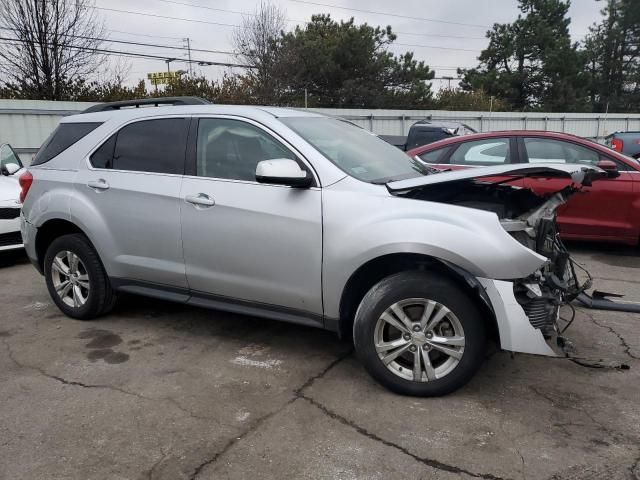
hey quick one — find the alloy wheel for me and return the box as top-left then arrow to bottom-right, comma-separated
374,298 -> 466,382
51,250 -> 90,308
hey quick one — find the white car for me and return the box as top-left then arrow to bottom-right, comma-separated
0,143 -> 24,251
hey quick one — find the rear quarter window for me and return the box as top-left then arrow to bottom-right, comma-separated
32,122 -> 102,166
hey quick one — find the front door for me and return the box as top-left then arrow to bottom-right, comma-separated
520,137 -> 636,242
180,117 -> 323,318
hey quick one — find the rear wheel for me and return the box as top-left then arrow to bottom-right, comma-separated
353,271 -> 486,396
44,234 -> 116,320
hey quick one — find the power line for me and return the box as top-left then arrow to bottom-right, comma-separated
109,29 -> 185,42
394,42 -> 480,53
287,0 -> 490,29
92,9 -> 483,54
153,0 -> 260,18
100,37 -> 235,57
0,27 -> 237,56
396,31 -> 486,41
0,37 -> 251,68
151,0 -> 309,24
93,6 -> 240,28
152,0 -> 488,42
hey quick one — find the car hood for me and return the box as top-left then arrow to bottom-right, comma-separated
387,163 -> 607,192
0,170 -> 23,202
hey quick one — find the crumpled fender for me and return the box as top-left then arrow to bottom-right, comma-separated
322,184 -> 548,319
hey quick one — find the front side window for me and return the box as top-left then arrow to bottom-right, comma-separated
524,138 -> 599,165
449,138 -> 511,166
90,118 -> 188,174
196,118 -> 297,181
280,117 -> 428,183
418,147 -> 449,164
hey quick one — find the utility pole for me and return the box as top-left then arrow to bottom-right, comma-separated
489,96 -> 494,132
184,37 -> 193,76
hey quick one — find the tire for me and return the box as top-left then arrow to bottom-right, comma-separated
44,233 -> 116,320
353,270 -> 486,397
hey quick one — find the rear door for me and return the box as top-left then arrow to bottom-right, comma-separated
74,117 -> 190,287
519,137 -> 636,242
180,116 -> 323,318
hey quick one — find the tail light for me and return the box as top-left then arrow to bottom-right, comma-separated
611,138 -> 624,152
19,170 -> 33,203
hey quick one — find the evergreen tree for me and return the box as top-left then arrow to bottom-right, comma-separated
460,0 -> 587,111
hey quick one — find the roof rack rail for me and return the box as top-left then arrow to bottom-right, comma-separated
82,96 -> 211,113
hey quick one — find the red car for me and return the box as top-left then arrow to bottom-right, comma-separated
407,131 -> 640,245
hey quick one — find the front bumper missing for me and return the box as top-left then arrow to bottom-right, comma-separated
478,278 -> 559,357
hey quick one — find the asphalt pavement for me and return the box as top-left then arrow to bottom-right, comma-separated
1,244 -> 639,480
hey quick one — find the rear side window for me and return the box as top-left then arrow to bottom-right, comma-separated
90,135 -> 116,169
90,118 -> 188,174
449,138 -> 511,165
33,122 -> 102,165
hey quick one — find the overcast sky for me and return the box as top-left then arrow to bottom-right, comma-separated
97,0 -> 604,90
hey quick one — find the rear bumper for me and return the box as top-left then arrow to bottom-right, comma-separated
20,213 -> 41,273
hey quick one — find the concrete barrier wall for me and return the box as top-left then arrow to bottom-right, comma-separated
2,99 -> 638,165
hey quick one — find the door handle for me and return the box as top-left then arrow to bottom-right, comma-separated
185,193 -> 215,207
87,179 -> 109,190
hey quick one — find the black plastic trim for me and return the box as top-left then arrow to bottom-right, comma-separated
109,277 -> 331,331
82,96 -> 210,113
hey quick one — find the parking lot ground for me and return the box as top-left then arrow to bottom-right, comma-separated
1,244 -> 639,480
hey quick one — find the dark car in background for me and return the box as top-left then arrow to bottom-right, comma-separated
605,131 -> 640,158
379,120 -> 476,151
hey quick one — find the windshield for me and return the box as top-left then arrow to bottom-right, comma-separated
280,117 -> 428,183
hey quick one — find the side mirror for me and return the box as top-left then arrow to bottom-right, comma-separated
2,163 -> 21,176
597,159 -> 620,178
256,159 -> 312,188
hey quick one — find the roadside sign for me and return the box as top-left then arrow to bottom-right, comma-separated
147,71 -> 182,85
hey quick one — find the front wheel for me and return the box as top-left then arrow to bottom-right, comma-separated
353,271 -> 486,397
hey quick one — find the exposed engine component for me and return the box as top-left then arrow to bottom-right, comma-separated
400,178 -> 592,339
506,188 -> 591,336
513,283 -> 558,336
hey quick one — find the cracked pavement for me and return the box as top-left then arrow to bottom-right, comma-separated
1,244 -> 639,480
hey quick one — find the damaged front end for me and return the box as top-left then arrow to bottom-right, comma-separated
503,186 -> 591,351
387,164 -> 607,356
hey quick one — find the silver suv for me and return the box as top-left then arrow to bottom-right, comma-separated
20,97 -> 604,396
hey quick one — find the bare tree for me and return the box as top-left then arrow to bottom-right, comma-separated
0,0 -> 105,99
233,1 -> 286,104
